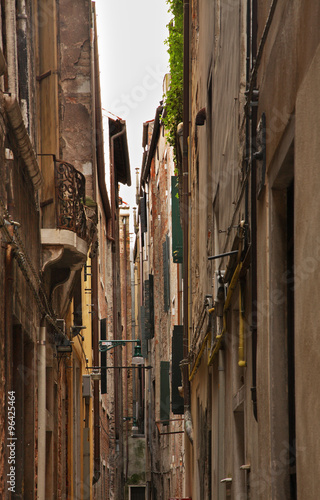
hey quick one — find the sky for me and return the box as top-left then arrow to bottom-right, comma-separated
94,0 -> 171,237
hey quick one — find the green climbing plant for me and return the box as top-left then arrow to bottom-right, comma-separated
163,0 -> 184,166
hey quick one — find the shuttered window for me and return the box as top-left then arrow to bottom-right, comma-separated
171,176 -> 183,263
140,193 -> 147,233
171,325 -> 184,414
140,305 -> 148,358
144,274 -> 154,339
160,361 -> 170,424
100,318 -> 107,394
163,235 -> 170,312
149,274 -> 154,337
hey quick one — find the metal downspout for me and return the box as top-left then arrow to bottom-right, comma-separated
5,0 -> 19,97
37,325 -> 46,499
131,251 -> 137,423
17,0 -> 29,130
91,10 -> 100,484
183,0 -> 193,445
5,243 -> 13,486
251,0 -> 258,423
218,350 -> 225,500
123,218 -> 129,481
92,240 -> 101,485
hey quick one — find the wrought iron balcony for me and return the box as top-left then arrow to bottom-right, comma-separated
41,157 -> 97,282
55,159 -> 87,239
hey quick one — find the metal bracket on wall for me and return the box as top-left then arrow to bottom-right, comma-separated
155,419 -> 184,436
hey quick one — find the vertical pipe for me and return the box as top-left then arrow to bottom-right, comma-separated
17,0 -> 29,129
37,325 -> 46,500
244,0 -> 251,251
182,0 -> 191,420
5,244 -> 13,487
5,0 -> 19,97
131,253 -> 137,423
251,0 -> 258,422
217,350 -> 225,500
91,8 -> 100,485
92,240 -> 101,484
182,0 -> 193,496
123,218 -> 129,481
238,283 -> 246,367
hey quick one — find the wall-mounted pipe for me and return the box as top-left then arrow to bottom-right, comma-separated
182,0 -> 192,444
123,218 -> 129,481
37,325 -> 46,499
250,0 -> 258,423
5,0 -> 18,97
217,350 -> 225,499
91,10 -> 101,484
238,283 -> 246,367
17,0 -> 29,130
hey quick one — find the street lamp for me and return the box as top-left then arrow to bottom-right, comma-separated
99,338 -> 145,365
95,338 -> 150,369
131,341 -> 144,365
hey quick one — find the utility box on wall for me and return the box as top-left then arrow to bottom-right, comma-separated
82,375 -> 92,398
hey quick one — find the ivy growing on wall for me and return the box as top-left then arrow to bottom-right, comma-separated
163,0 -> 184,165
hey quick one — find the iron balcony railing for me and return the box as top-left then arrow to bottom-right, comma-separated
54,158 -> 97,244
54,159 -> 87,239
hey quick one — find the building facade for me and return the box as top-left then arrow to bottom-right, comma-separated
181,0 -> 320,499
0,2 -> 130,499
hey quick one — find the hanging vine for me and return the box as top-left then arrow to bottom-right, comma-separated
163,0 -> 184,167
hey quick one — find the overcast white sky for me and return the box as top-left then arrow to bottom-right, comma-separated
94,0 -> 170,234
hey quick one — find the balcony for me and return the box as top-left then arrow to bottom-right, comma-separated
41,158 -> 97,291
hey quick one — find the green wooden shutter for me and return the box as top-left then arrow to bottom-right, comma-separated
171,325 -> 184,414
100,318 -> 107,394
149,274 -> 154,338
144,279 -> 151,339
171,176 -> 183,263
140,305 -> 148,358
160,361 -> 170,424
163,236 -> 170,312
140,193 -> 147,233
144,276 -> 154,339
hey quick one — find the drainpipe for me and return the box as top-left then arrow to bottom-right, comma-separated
182,0 -> 192,443
123,217 -> 129,481
91,10 -> 100,485
250,0 -> 258,423
217,349 -> 225,500
17,0 -> 29,130
131,252 -> 137,423
37,324 -> 46,499
5,242 -> 13,488
5,0 -> 19,97
91,239 -> 101,485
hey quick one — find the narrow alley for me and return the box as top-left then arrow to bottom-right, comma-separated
0,1 -> 320,499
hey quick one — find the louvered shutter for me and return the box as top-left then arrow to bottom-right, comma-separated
163,236 -> 170,312
140,193 -> 147,233
171,325 -> 184,414
160,361 -> 170,424
140,305 -> 148,358
100,318 -> 107,394
149,274 -> 154,338
171,176 -> 183,263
